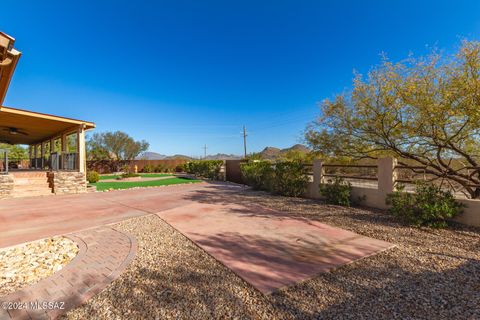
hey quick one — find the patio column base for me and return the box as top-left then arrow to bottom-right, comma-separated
0,174 -> 14,199
48,172 -> 87,195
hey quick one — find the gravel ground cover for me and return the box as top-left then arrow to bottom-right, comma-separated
0,237 -> 78,297
65,188 -> 480,319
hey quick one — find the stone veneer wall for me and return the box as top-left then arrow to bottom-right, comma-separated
47,172 -> 87,194
0,174 -> 14,199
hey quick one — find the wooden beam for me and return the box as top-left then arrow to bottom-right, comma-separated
0,106 -> 95,129
77,125 -> 86,173
41,142 -> 45,169
0,49 -> 21,105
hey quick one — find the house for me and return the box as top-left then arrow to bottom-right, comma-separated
0,32 -> 95,198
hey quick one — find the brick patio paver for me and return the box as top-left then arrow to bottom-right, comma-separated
0,226 -> 136,320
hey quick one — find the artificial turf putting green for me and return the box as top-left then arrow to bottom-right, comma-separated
99,173 -> 173,180
92,177 -> 201,191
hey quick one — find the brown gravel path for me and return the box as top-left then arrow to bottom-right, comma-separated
65,187 -> 480,320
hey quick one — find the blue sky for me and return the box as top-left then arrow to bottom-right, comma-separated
2,1 -> 480,157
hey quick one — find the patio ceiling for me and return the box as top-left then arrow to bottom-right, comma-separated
0,106 -> 95,145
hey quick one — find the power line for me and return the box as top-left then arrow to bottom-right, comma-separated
249,115 -> 314,132
202,144 -> 208,159
243,125 -> 248,159
244,109 -> 316,127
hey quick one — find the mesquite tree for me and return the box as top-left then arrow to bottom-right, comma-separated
305,40 -> 480,198
87,131 -> 149,161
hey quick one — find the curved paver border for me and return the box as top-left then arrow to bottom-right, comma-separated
0,227 -> 137,320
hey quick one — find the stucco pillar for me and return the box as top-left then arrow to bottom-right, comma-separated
377,157 -> 397,197
313,159 -> 323,186
77,125 -> 86,173
312,159 -> 324,198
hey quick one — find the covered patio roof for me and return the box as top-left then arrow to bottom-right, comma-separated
0,32 -> 21,106
0,106 -> 95,145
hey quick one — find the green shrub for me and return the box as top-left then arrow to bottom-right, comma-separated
241,160 -> 309,197
175,164 -> 184,172
240,161 -> 274,191
119,172 -> 141,179
183,162 -> 193,174
184,160 -> 224,180
121,164 -> 131,173
87,171 -> 100,183
142,164 -> 154,173
271,161 -> 309,197
154,164 -> 166,173
386,182 -> 464,228
320,177 -> 352,206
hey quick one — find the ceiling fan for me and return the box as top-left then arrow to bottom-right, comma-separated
0,126 -> 29,136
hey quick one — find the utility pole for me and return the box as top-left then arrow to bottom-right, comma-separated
202,144 -> 208,159
243,125 -> 247,159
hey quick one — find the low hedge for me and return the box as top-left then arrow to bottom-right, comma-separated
320,176 -> 352,206
386,182 -> 464,228
240,161 -> 274,191
142,164 -> 154,173
184,160 -> 224,180
240,160 -> 309,197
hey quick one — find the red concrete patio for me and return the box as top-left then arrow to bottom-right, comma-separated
0,182 -> 393,293
157,202 -> 393,293
0,183 -> 204,248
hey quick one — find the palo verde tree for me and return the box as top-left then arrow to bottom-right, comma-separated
305,40 -> 480,199
87,131 -> 149,161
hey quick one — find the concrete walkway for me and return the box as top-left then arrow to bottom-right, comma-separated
1,182 -> 393,295
0,183 -> 205,248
